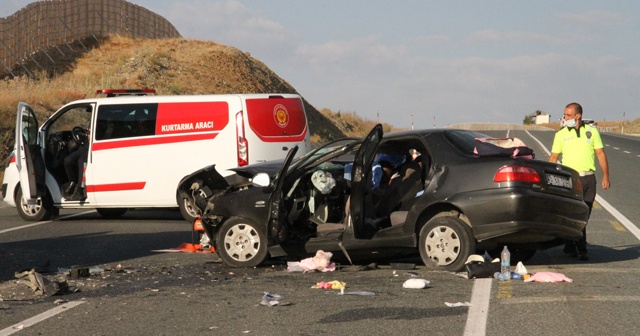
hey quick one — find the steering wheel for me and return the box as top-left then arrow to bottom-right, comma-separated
71,126 -> 89,145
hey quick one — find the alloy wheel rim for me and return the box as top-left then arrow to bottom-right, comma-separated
425,225 -> 461,266
21,197 -> 42,216
223,224 -> 260,262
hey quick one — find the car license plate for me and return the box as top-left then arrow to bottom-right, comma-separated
546,174 -> 572,189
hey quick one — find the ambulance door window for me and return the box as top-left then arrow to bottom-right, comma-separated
48,106 -> 92,136
44,105 -> 92,181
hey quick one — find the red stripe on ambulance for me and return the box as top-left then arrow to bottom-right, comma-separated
87,182 -> 146,192
91,132 -> 219,151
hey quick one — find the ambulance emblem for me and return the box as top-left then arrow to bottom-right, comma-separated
274,104 -> 289,128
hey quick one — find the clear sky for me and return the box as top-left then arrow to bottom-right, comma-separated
3,0 -> 639,128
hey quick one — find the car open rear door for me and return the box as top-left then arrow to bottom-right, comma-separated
350,124 -> 383,238
15,102 -> 43,204
267,145 -> 299,244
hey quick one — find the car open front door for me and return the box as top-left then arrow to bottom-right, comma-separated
350,124 -> 383,238
15,102 -> 43,204
268,145 -> 299,244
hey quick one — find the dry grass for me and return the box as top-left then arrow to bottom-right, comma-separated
318,108 -> 395,137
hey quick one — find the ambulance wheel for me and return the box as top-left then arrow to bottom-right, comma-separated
419,216 -> 475,272
96,208 -> 128,219
216,217 -> 267,267
178,197 -> 199,222
16,187 -> 54,221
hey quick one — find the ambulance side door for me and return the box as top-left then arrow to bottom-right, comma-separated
15,102 -> 43,204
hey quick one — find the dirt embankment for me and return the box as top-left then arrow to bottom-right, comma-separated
0,36 -> 354,181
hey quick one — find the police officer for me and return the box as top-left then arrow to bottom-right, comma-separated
549,102 -> 610,260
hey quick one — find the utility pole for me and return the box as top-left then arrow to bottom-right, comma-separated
411,113 -> 414,130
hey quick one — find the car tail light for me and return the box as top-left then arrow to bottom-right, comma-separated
494,166 -> 541,183
236,111 -> 249,166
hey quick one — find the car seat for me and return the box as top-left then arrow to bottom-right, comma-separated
316,196 -> 350,239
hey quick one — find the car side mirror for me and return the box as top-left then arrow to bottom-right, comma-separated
252,173 -> 270,187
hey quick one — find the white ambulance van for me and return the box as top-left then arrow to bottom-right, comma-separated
2,90 -> 311,221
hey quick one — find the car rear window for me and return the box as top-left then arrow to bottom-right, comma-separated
443,130 -> 490,155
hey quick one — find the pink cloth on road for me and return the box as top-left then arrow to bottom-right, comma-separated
524,272 -> 573,283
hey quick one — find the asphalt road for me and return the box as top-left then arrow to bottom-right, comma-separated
2,130 -> 640,336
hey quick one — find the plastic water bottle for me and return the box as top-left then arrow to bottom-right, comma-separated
500,246 -> 511,281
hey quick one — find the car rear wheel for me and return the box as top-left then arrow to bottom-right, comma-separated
16,187 -> 54,221
216,217 -> 268,267
96,208 -> 128,219
419,216 -> 475,272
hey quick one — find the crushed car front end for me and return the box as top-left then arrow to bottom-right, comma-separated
177,164 -> 273,246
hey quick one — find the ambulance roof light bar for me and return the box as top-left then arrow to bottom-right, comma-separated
96,89 -> 157,97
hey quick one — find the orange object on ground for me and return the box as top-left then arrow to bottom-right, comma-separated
193,217 -> 205,232
152,243 -> 215,253
179,243 -> 215,253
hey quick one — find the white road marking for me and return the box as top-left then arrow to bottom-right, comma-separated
0,221 -> 50,234
525,130 -> 551,156
624,150 -> 631,154
463,278 -> 493,336
595,195 -> 640,241
502,295 -> 640,305
0,211 -> 96,235
0,301 -> 85,336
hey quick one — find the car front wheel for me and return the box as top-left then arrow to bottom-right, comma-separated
16,187 -> 54,221
419,216 -> 475,272
216,217 -> 268,267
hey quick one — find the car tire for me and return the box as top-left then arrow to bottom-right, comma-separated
178,197 -> 199,223
15,187 -> 54,221
216,217 -> 268,267
419,216 -> 475,272
96,208 -> 128,219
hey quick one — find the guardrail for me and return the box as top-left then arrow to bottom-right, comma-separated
445,123 -> 628,134
598,126 -> 618,133
0,0 -> 181,77
445,123 -> 554,131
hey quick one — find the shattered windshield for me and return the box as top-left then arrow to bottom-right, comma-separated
287,139 -> 359,174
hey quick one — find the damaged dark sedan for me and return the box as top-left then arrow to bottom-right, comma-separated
178,125 -> 589,271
